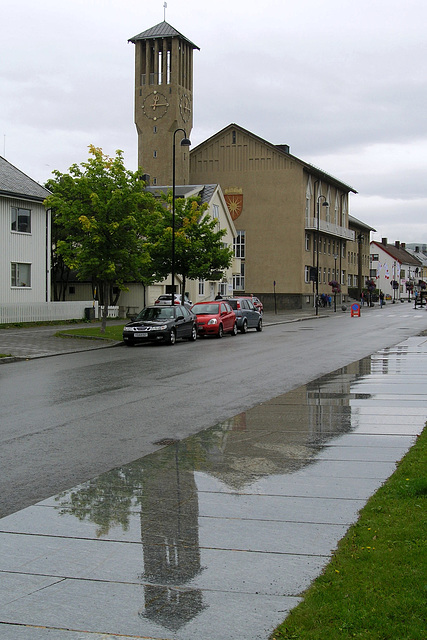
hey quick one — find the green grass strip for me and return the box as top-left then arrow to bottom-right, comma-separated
271,425 -> 427,640
56,324 -> 126,342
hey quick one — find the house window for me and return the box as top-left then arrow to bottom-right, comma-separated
305,233 -> 310,251
11,262 -> 31,287
371,253 -> 379,261
198,279 -> 205,296
219,281 -> 228,296
304,266 -> 310,283
212,204 -> 220,230
11,207 -> 31,233
232,130 -> 236,144
233,230 -> 245,258
153,150 -> 157,158
233,262 -> 245,290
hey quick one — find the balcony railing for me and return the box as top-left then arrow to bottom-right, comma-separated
305,217 -> 355,241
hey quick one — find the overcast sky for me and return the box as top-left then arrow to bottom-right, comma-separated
2,0 -> 426,243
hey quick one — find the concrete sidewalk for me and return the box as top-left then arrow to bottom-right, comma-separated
0,333 -> 426,639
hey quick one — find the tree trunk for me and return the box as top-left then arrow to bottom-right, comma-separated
181,274 -> 186,304
101,282 -> 109,333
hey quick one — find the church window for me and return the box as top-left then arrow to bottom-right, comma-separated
232,130 -> 236,144
166,49 -> 171,84
233,262 -> 245,291
233,230 -> 245,258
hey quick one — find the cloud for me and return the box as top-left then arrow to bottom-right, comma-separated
1,0 -> 426,243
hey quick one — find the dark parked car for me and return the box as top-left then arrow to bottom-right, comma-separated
227,298 -> 263,333
123,305 -> 197,346
235,295 -> 263,314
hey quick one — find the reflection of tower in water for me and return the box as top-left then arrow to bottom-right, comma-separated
139,443 -> 205,631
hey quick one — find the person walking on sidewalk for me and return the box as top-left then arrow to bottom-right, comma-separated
379,291 -> 384,308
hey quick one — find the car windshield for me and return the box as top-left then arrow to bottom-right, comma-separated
137,307 -> 175,321
193,304 -> 219,315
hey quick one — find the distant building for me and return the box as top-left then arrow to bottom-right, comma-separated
406,243 -> 427,255
370,239 -> 423,301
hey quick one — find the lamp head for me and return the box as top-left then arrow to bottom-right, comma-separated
322,201 -> 329,207
180,137 -> 191,147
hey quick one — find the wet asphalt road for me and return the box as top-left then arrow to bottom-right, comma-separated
0,305 -> 427,639
1,304 -> 426,519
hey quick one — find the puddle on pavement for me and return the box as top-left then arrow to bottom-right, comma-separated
2,344 -> 427,639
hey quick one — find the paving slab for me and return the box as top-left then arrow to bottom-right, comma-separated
0,335 -> 426,639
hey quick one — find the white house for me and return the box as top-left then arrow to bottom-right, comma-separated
1,157 -> 95,323
0,156 -> 51,304
145,183 -> 240,306
370,238 -> 422,301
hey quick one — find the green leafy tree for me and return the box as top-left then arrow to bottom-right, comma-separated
44,146 -> 165,331
149,195 -> 233,298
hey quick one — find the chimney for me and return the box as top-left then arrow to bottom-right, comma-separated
382,237 -> 388,245
416,246 -> 420,253
401,242 -> 406,249
395,241 -> 400,249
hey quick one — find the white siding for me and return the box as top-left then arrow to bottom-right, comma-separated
1,196 -> 50,304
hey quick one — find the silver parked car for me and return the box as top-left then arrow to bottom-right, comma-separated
227,298 -> 262,333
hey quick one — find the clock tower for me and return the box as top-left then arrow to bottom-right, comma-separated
129,22 -> 199,185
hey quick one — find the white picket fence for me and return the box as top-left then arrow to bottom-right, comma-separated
0,301 -> 98,324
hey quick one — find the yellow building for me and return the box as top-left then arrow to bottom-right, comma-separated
190,124 -> 359,310
129,23 -> 375,311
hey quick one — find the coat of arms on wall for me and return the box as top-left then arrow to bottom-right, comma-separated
224,188 -> 243,221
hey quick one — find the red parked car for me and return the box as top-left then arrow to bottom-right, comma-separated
191,301 -> 237,338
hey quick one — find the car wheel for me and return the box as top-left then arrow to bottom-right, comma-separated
231,322 -> 238,336
188,325 -> 197,341
167,329 -> 176,345
217,324 -> 224,339
240,319 -> 248,334
256,318 -> 263,332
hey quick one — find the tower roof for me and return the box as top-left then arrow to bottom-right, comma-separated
128,21 -> 199,50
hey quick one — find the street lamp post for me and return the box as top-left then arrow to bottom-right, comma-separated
171,129 -> 191,306
315,195 -> 329,315
333,253 -> 339,312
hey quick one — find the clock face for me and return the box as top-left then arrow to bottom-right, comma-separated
179,94 -> 191,122
142,91 -> 169,120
